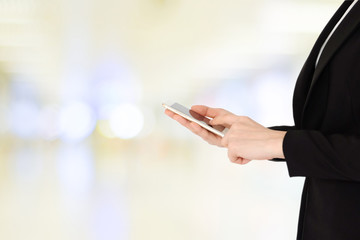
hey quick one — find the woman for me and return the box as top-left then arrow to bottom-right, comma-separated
165,0 -> 360,239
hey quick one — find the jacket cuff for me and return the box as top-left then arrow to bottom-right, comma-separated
283,130 -> 311,177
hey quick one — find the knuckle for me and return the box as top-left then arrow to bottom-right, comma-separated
227,152 -> 236,163
222,113 -> 230,119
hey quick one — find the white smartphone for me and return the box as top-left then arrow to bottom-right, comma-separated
162,102 -> 225,137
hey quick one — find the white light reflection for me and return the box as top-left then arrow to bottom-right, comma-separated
109,104 -> 144,139
39,105 -> 61,141
9,100 -> 40,139
59,101 -> 96,142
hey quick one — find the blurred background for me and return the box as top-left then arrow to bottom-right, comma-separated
0,0 -> 340,239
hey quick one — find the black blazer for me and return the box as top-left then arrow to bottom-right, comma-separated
273,1 -> 360,239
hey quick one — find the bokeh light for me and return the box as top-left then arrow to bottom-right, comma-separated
8,100 -> 40,139
59,101 -> 97,142
109,103 -> 144,139
39,105 -> 61,141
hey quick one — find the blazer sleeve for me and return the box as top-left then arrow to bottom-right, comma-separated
283,130 -> 360,181
268,125 -> 296,131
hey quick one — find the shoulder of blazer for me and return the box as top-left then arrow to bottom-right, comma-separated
310,1 -> 360,91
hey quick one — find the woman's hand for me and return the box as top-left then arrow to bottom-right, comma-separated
211,113 -> 286,163
165,105 -> 286,164
164,105 -> 225,147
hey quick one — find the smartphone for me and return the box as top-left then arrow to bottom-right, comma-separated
162,102 -> 225,137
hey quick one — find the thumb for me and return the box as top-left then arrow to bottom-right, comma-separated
210,114 -> 237,129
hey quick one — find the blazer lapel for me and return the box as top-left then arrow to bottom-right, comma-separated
301,1 -> 360,128
310,1 -> 360,90
293,0 -> 354,127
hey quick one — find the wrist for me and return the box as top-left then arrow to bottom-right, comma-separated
269,130 -> 286,159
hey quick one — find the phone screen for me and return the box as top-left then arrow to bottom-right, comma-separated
171,103 -> 212,126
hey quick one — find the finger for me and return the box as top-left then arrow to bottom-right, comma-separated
234,158 -> 244,164
165,109 -> 222,145
165,109 -> 188,123
221,135 -> 229,147
165,109 -> 192,127
188,122 -> 221,145
164,109 -> 195,127
232,156 -> 251,165
191,105 -> 230,118
240,159 -> 252,165
211,114 -> 238,128
227,149 -> 239,163
173,114 -> 191,127
164,109 -> 175,118
212,124 -> 225,132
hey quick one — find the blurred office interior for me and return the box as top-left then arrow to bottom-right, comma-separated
0,0 -> 339,239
